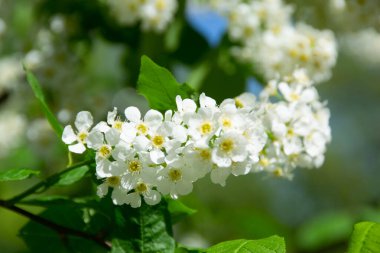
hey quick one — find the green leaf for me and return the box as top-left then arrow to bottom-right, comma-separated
20,201 -> 107,253
24,68 -> 63,137
175,246 -> 203,253
206,236 -> 285,253
167,199 -> 196,224
348,221 -> 380,253
296,211 -> 354,251
137,55 -> 192,111
56,165 -> 89,186
111,239 -> 135,253
0,168 -> 39,182
111,202 -> 175,253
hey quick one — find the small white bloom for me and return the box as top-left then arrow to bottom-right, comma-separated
212,131 -> 248,167
125,180 -> 161,208
62,111 -> 94,154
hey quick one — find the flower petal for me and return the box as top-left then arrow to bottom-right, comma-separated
75,111 -> 93,132
125,192 -> 142,208
144,190 -> 161,205
87,131 -> 104,149
124,106 -> 141,123
62,125 -> 76,144
68,143 -> 86,154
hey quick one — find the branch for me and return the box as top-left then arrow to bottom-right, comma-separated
7,159 -> 94,204
0,199 -> 111,250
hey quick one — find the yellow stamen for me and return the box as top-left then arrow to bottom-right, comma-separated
106,176 -> 120,187
152,135 -> 164,148
200,122 -> 212,135
220,139 -> 234,152
128,160 -> 142,173
99,145 -> 111,158
235,98 -> 244,108
78,132 -> 88,143
168,168 -> 182,182
137,123 -> 148,135
136,182 -> 148,193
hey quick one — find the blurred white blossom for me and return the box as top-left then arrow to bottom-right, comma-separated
212,0 -> 337,83
0,111 -> 26,158
107,0 -> 178,33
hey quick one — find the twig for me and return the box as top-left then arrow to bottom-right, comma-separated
8,159 -> 94,204
0,199 -> 111,250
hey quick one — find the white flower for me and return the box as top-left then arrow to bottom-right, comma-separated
87,128 -> 120,178
212,131 -> 248,167
97,175 -> 128,205
124,180 -> 161,208
175,95 -> 197,124
140,0 -> 178,32
187,107 -> 219,145
156,158 -> 195,199
106,0 -> 178,33
234,92 -> 257,110
62,111 -> 94,154
108,0 -> 141,26
183,144 -> 213,180
210,166 -> 231,186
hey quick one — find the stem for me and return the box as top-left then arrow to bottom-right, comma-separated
8,159 -> 94,204
0,200 -> 110,250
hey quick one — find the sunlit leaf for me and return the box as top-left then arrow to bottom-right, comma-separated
167,199 -> 197,224
137,55 -> 193,111
56,165 -> 89,186
206,236 -> 285,253
0,168 -> 39,182
24,68 -> 63,137
348,221 -> 380,253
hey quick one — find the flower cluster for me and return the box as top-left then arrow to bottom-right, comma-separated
106,0 -> 178,33
258,69 -> 331,176
212,0 -> 337,83
62,70 -> 331,207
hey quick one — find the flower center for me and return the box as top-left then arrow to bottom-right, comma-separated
222,118 -> 232,128
137,123 -> 148,135
106,176 -> 120,187
113,118 -> 123,131
135,182 -> 148,193
273,168 -> 283,177
128,160 -> 142,173
168,168 -> 182,182
199,149 -> 211,160
287,128 -> 295,137
156,0 -> 166,10
290,92 -> 300,102
220,139 -> 234,153
200,122 -> 212,135
77,131 -> 88,143
98,145 -> 111,158
234,98 -> 244,108
152,135 -> 164,148
259,157 -> 270,167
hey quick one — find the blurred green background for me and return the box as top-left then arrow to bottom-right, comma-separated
0,0 -> 379,252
